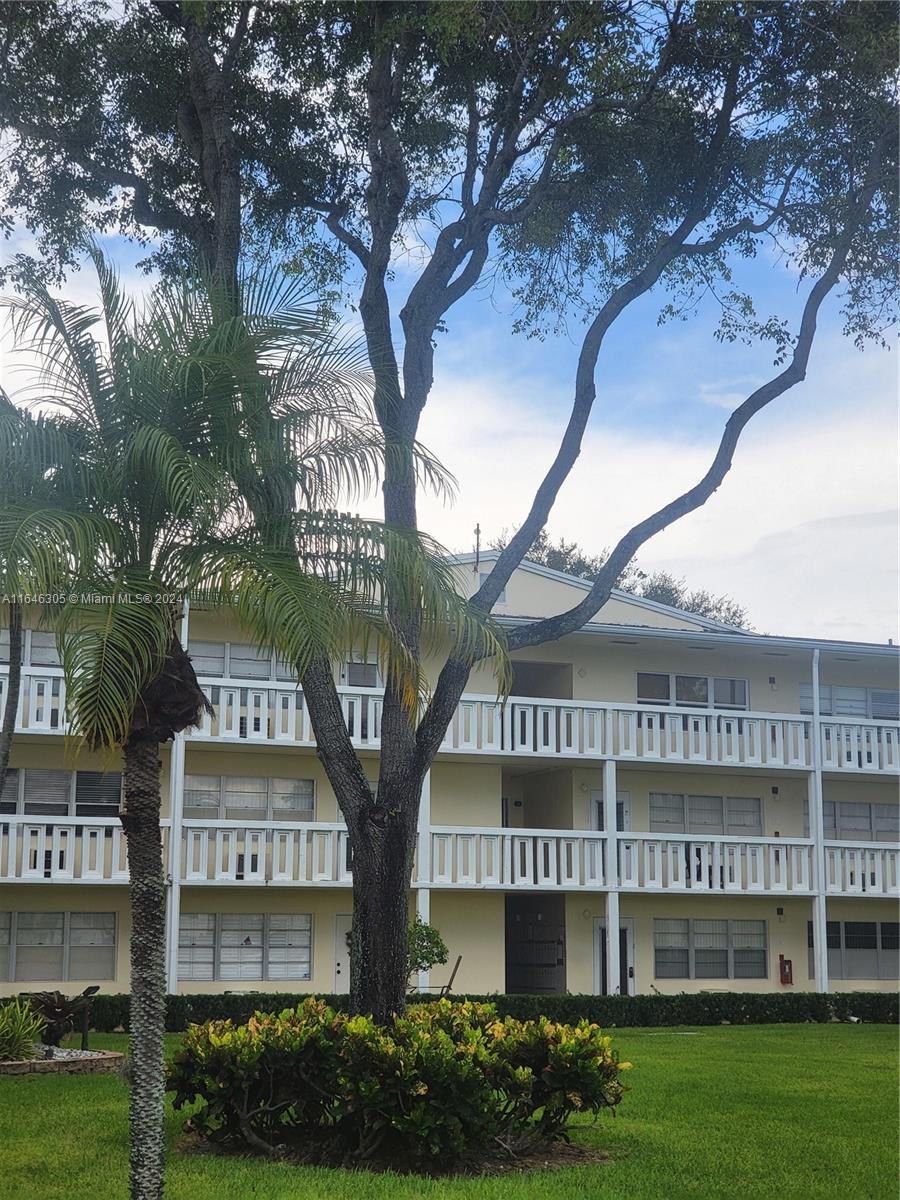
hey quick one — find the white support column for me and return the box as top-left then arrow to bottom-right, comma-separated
415,770 -> 432,992
164,599 -> 190,994
603,756 -> 621,995
809,648 -> 829,993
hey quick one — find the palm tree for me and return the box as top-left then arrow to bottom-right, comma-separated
0,398 -> 104,797
4,255 -> 501,1200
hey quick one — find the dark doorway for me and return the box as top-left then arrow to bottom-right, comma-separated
505,894 -> 566,993
599,926 -> 630,995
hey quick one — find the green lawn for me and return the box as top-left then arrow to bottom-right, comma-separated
1,1025 -> 896,1200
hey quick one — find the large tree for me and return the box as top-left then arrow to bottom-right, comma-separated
1,1 -> 896,1021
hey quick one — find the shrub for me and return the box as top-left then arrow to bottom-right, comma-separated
26,988 -> 100,1046
88,989 -> 899,1033
406,916 -> 448,983
0,999 -> 45,1061
167,998 -> 629,1170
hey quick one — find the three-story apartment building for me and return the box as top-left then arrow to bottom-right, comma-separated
1,552 -> 897,999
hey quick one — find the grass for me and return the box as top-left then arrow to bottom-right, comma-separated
1,1025 -> 896,1199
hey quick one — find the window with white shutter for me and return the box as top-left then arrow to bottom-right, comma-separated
74,772 -> 122,818
649,793 -> 686,832
271,779 -> 314,820
346,660 -> 379,688
178,912 -> 312,981
29,631 -> 61,666
654,918 -> 767,980
693,920 -> 728,978
178,913 -> 216,981
68,913 -> 115,979
0,913 -> 9,981
219,913 -> 265,980
230,643 -> 272,679
15,912 -> 65,980
267,914 -> 312,980
187,641 -> 226,676
808,920 -> 898,980
0,768 -> 18,814
22,769 -> 71,816
725,796 -> 763,836
223,776 -> 267,818
687,795 -> 724,835
731,920 -> 767,978
183,775 -> 221,818
654,919 -> 690,978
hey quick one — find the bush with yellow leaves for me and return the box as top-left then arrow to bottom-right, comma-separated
167,997 -> 630,1170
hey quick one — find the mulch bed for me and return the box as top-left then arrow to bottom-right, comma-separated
176,1131 -> 609,1177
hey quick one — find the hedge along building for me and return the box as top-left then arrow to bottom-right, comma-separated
0,553 -> 897,1000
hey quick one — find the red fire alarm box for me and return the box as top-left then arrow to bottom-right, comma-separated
779,954 -> 793,986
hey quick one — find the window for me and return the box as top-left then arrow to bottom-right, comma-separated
230,642 -> 272,679
0,912 -> 116,982
183,775 -> 315,822
22,769 -> 70,817
807,921 -> 898,980
649,793 -> 762,837
0,770 -> 122,819
654,918 -> 767,980
637,672 -> 748,710
74,772 -> 122,818
187,640 -> 226,676
178,913 -> 312,981
804,800 -> 899,842
29,631 -> 61,666
675,675 -> 708,706
0,769 -> 18,815
478,572 -> 506,604
800,684 -> 899,721
345,660 -> 379,689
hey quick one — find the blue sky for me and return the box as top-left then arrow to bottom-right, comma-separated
1,222 -> 896,644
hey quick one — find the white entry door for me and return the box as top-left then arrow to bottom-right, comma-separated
334,913 -> 352,992
594,917 -> 636,995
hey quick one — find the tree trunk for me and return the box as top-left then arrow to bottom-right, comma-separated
348,815 -> 416,1022
0,601 -> 22,796
121,734 -> 166,1200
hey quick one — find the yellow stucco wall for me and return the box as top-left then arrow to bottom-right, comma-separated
430,762 -> 502,826
429,891 -> 506,994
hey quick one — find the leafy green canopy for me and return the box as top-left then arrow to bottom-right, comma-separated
0,2 -> 895,352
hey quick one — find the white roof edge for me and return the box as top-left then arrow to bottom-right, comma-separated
496,615 -> 900,659
449,550 -> 748,634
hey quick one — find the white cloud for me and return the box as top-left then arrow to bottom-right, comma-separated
405,330 -> 898,642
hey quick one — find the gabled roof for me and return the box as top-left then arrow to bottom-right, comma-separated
450,550 -> 748,634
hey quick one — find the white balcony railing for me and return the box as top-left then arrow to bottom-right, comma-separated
0,816 -> 153,882
2,668 -> 899,775
823,841 -> 900,896
2,817 -> 897,897
179,819 -> 352,886
618,833 -> 816,895
820,720 -> 900,773
428,826 -> 607,889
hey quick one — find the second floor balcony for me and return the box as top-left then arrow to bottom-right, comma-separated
2,815 -> 897,899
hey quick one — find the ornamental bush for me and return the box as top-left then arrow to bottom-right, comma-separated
89,989 -> 900,1033
166,998 -> 629,1170
0,998 -> 45,1061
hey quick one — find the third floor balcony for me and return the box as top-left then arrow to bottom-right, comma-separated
5,667 -> 899,775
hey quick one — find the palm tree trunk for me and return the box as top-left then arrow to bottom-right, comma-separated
0,602 -> 22,796
121,733 -> 166,1200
